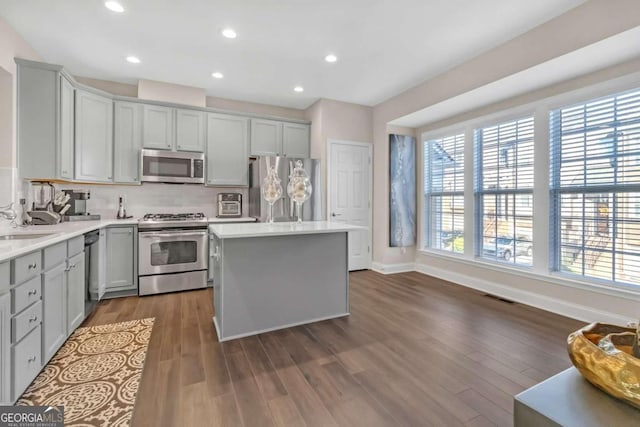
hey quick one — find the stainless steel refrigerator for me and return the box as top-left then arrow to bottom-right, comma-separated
249,157 -> 324,222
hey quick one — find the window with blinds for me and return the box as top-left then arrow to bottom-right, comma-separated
424,133 -> 464,253
475,117 -> 534,266
550,88 -> 640,287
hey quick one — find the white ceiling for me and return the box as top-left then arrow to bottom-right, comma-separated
0,0 -> 586,109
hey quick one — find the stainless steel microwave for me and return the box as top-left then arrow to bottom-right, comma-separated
141,149 -> 205,184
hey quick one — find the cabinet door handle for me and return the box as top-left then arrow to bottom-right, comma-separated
70,264 -> 77,269
27,356 -> 37,363
29,315 -> 38,323
28,263 -> 38,270
28,289 -> 37,296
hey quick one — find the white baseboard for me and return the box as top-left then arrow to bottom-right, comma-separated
371,262 -> 416,274
413,262 -> 633,325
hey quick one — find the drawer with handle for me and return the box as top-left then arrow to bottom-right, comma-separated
12,324 -> 42,399
11,250 -> 41,285
12,300 -> 42,343
11,275 -> 41,315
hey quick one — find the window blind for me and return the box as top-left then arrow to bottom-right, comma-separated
424,133 -> 464,253
475,117 -> 534,266
550,88 -> 640,287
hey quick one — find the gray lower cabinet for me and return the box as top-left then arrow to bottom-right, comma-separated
114,101 -> 142,184
206,113 -> 249,186
0,292 -> 10,405
176,109 -> 206,152
42,263 -> 67,361
66,252 -> 85,332
143,104 -> 174,150
11,324 -> 42,401
75,90 -> 114,182
105,227 -> 136,293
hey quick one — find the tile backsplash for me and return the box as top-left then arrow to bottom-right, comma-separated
23,181 -> 249,219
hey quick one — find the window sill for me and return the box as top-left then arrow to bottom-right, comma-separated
416,248 -> 640,302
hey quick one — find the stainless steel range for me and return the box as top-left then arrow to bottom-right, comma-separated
138,213 -> 208,296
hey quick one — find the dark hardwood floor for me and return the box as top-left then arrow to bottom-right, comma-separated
83,270 -> 584,427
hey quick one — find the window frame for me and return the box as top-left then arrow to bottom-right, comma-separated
474,116 -> 535,267
549,87 -> 640,288
417,72 -> 640,298
423,133 -> 465,254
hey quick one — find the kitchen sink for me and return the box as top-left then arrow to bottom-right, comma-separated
0,233 -> 56,240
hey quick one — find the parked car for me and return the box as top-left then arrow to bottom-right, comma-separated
483,236 -> 532,261
440,230 -> 463,246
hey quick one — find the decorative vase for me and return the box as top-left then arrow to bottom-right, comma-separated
568,322 -> 640,409
262,165 -> 282,224
287,160 -> 312,223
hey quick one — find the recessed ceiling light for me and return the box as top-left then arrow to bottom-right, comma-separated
222,28 -> 237,39
211,72 -> 224,79
104,1 -> 124,13
325,54 -> 338,63
294,86 -> 304,93
126,56 -> 140,64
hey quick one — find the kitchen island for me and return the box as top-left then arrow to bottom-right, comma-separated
208,221 -> 364,341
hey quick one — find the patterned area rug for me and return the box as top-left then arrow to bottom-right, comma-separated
18,318 -> 155,426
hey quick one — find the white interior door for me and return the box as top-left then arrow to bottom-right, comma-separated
328,140 -> 371,271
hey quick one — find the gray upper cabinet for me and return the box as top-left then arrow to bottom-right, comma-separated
16,60 -> 68,180
176,109 -> 206,152
251,119 -> 282,156
114,101 -> 142,184
106,227 -> 136,292
250,119 -> 310,157
0,293 -> 9,405
283,123 -> 310,158
143,104 -> 174,150
66,252 -> 85,332
59,76 -> 75,180
75,90 -> 113,182
42,263 -> 66,361
206,113 -> 249,186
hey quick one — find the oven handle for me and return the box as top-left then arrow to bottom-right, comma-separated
140,231 -> 207,238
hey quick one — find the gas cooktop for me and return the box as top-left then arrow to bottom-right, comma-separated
138,212 -> 208,229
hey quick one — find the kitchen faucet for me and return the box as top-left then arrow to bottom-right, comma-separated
0,202 -> 17,221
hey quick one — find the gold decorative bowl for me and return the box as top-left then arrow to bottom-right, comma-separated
568,322 -> 640,409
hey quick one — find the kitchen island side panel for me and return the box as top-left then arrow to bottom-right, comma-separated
219,232 -> 348,340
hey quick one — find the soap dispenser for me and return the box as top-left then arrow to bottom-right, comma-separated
116,196 -> 126,219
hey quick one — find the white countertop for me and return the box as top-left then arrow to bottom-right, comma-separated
208,221 -> 366,239
0,219 -> 135,263
0,216 -> 258,263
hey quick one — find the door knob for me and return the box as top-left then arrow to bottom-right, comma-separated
331,213 -> 342,217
